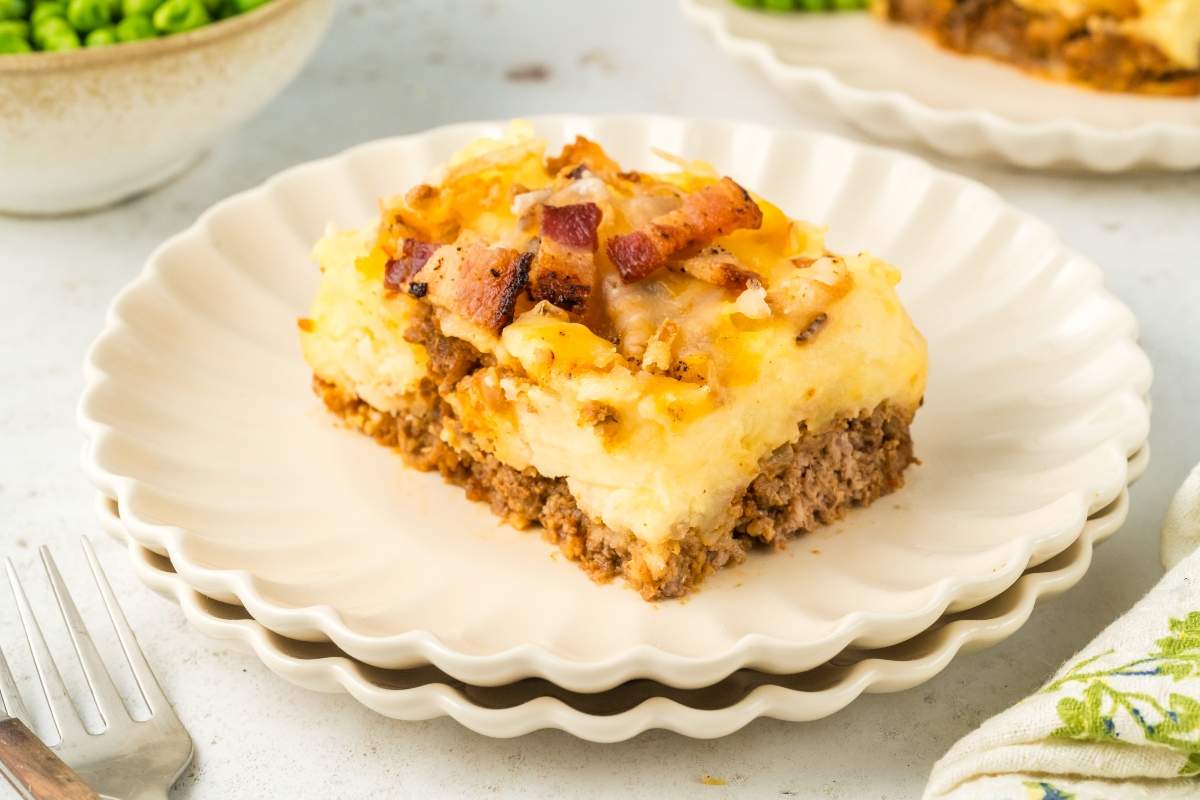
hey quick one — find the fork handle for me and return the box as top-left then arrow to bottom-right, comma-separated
0,718 -> 99,800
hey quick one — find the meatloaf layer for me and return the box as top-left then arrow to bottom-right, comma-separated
313,314 -> 915,600
883,0 -> 1200,95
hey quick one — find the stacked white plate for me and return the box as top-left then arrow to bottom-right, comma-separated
79,116 -> 1152,740
680,0 -> 1200,171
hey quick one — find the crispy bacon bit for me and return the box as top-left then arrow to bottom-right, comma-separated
677,246 -> 761,291
605,233 -> 659,282
606,177 -> 764,283
547,136 -> 623,179
384,240 -> 440,292
528,258 -> 592,312
526,203 -> 602,313
423,244 -> 532,334
542,203 -> 602,250
795,313 -> 828,344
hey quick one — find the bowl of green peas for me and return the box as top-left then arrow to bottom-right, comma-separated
0,0 -> 332,214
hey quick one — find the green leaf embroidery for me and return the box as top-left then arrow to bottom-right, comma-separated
1157,613 -> 1200,659
1045,612 -> 1200,771
1052,685 -> 1118,742
1161,662 -> 1195,682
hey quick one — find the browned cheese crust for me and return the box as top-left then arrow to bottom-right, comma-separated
884,0 -> 1200,95
313,309 -> 916,601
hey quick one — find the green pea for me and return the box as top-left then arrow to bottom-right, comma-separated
114,11 -> 154,39
32,15 -> 72,46
0,19 -> 29,38
224,0 -> 266,13
84,24 -> 116,44
0,31 -> 32,51
121,0 -> 162,17
30,1 -> 64,24
66,0 -> 113,33
200,0 -> 218,13
0,0 -> 28,21
41,27 -> 81,49
152,0 -> 209,34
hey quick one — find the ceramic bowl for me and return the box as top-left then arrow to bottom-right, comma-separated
0,0 -> 333,215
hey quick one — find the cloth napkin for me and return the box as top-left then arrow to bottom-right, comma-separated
924,464 -> 1200,800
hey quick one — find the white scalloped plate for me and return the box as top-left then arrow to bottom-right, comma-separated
78,115 -> 1151,692
95,469 -> 1137,741
680,0 -> 1200,171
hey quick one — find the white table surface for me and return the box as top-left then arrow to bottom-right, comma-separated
1,1 -> 1197,798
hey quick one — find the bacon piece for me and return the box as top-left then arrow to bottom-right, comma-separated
528,203 -> 603,313
542,202 -> 602,250
676,246 -> 761,291
546,136 -> 623,180
384,239 -> 441,292
606,177 -> 763,283
528,244 -> 593,313
422,243 -> 532,334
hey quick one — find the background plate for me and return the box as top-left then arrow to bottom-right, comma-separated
78,115 -> 1151,691
95,475 -> 1137,741
681,0 -> 1200,171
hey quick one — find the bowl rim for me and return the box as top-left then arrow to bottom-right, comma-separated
0,0 -> 314,74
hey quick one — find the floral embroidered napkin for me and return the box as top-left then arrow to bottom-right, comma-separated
925,466 -> 1200,800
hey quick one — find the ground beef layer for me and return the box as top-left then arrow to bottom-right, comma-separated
315,374 -> 915,600
884,0 -> 1200,95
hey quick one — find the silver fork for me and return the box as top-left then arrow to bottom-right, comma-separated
0,539 -> 193,800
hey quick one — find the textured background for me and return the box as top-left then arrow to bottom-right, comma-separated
0,1 -> 1197,797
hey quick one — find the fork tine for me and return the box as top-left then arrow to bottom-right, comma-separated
0,642 -> 31,728
40,547 -> 129,729
80,539 -> 172,719
3,558 -> 89,746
